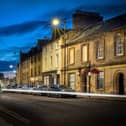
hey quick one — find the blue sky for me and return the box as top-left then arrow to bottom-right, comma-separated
0,0 -> 126,75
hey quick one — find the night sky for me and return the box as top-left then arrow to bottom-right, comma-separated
0,0 -> 126,77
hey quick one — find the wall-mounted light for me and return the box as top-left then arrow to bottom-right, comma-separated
88,72 -> 91,77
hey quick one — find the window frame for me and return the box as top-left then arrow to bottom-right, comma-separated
68,73 -> 76,89
56,54 -> 59,68
81,44 -> 89,63
50,56 -> 53,66
69,47 -> 75,65
114,33 -> 124,56
96,41 -> 104,60
96,71 -> 104,90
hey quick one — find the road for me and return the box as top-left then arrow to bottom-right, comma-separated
0,93 -> 126,126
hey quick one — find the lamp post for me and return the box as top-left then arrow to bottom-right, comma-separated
88,71 -> 91,93
87,62 -> 91,93
52,18 -> 67,86
8,64 -> 14,83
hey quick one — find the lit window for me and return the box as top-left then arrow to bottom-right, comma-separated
45,57 -> 47,68
50,56 -> 53,66
82,45 -> 88,62
56,41 -> 59,49
97,71 -> 104,89
115,33 -> 124,56
69,48 -> 75,65
96,41 -> 104,59
51,43 -> 53,49
56,54 -> 59,67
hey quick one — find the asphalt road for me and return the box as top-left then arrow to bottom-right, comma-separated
0,93 -> 126,126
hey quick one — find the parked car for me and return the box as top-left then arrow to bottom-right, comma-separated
47,84 -> 61,97
58,85 -> 76,98
33,85 -> 48,96
47,84 -> 76,98
5,84 -> 17,89
16,84 -> 23,89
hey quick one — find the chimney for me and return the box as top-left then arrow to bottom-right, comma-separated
72,10 -> 103,30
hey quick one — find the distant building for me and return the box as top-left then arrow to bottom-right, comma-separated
0,73 -> 4,85
19,51 -> 30,84
0,73 -> 4,80
17,41 -> 43,85
29,40 -> 43,85
16,64 -> 21,84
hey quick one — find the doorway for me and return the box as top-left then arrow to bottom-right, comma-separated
82,74 -> 87,92
116,73 -> 125,95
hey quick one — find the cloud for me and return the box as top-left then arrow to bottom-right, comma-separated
43,9 -> 73,19
0,8 -> 73,37
76,1 -> 126,19
2,2 -> 125,37
0,45 -> 33,61
0,20 -> 49,36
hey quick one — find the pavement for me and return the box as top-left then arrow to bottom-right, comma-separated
0,93 -> 126,126
78,95 -> 126,102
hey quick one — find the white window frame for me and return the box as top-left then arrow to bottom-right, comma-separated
115,34 -> 124,56
69,73 -> 75,89
96,42 -> 104,59
97,71 -> 104,89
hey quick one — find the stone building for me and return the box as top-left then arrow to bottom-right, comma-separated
17,40 -> 43,85
61,11 -> 103,91
42,34 -> 63,85
16,64 -> 21,84
16,11 -> 126,94
61,13 -> 126,94
29,45 -> 42,85
19,52 -> 30,84
89,13 -> 126,94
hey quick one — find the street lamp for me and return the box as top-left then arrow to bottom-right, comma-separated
52,17 -> 67,86
88,71 -> 91,93
13,70 -> 17,74
52,18 -> 60,26
87,62 -> 91,93
9,64 -> 13,69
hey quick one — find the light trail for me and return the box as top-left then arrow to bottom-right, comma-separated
1,88 -> 126,98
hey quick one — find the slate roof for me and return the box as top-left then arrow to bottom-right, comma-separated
99,13 -> 126,32
68,13 -> 126,43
